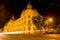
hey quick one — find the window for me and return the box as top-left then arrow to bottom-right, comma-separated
28,15 -> 30,18
28,20 -> 30,23
25,16 -> 26,19
28,27 -> 30,30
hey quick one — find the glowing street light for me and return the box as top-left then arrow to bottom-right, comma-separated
45,17 -> 54,25
44,17 -> 54,29
48,18 -> 53,22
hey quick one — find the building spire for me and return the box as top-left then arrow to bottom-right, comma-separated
26,2 -> 32,9
11,16 -> 15,20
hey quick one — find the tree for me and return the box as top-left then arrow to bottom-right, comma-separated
32,15 -> 43,29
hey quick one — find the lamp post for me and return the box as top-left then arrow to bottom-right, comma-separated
47,18 -> 54,28
45,17 -> 54,28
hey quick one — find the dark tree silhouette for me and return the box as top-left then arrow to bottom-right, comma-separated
32,15 -> 43,29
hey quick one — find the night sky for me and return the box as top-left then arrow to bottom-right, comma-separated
0,0 -> 60,28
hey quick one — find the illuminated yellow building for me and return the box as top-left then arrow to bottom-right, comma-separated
3,2 -> 43,34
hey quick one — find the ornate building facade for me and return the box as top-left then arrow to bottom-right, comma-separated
3,2 -> 43,34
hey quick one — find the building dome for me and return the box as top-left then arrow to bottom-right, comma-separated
26,2 -> 32,9
21,2 -> 39,17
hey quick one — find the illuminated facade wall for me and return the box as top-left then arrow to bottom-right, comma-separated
3,2 -> 43,33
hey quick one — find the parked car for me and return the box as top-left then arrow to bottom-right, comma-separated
45,28 -> 56,34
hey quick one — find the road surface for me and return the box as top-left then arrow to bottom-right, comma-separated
0,33 -> 60,40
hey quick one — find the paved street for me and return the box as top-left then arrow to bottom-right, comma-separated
0,33 -> 60,40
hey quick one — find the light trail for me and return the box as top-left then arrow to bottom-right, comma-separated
0,31 -> 26,34
0,30 -> 40,34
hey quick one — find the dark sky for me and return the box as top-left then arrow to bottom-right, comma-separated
0,0 -> 60,28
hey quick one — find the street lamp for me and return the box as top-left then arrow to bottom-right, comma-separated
45,17 -> 54,27
45,17 -> 53,24
48,18 -> 53,22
